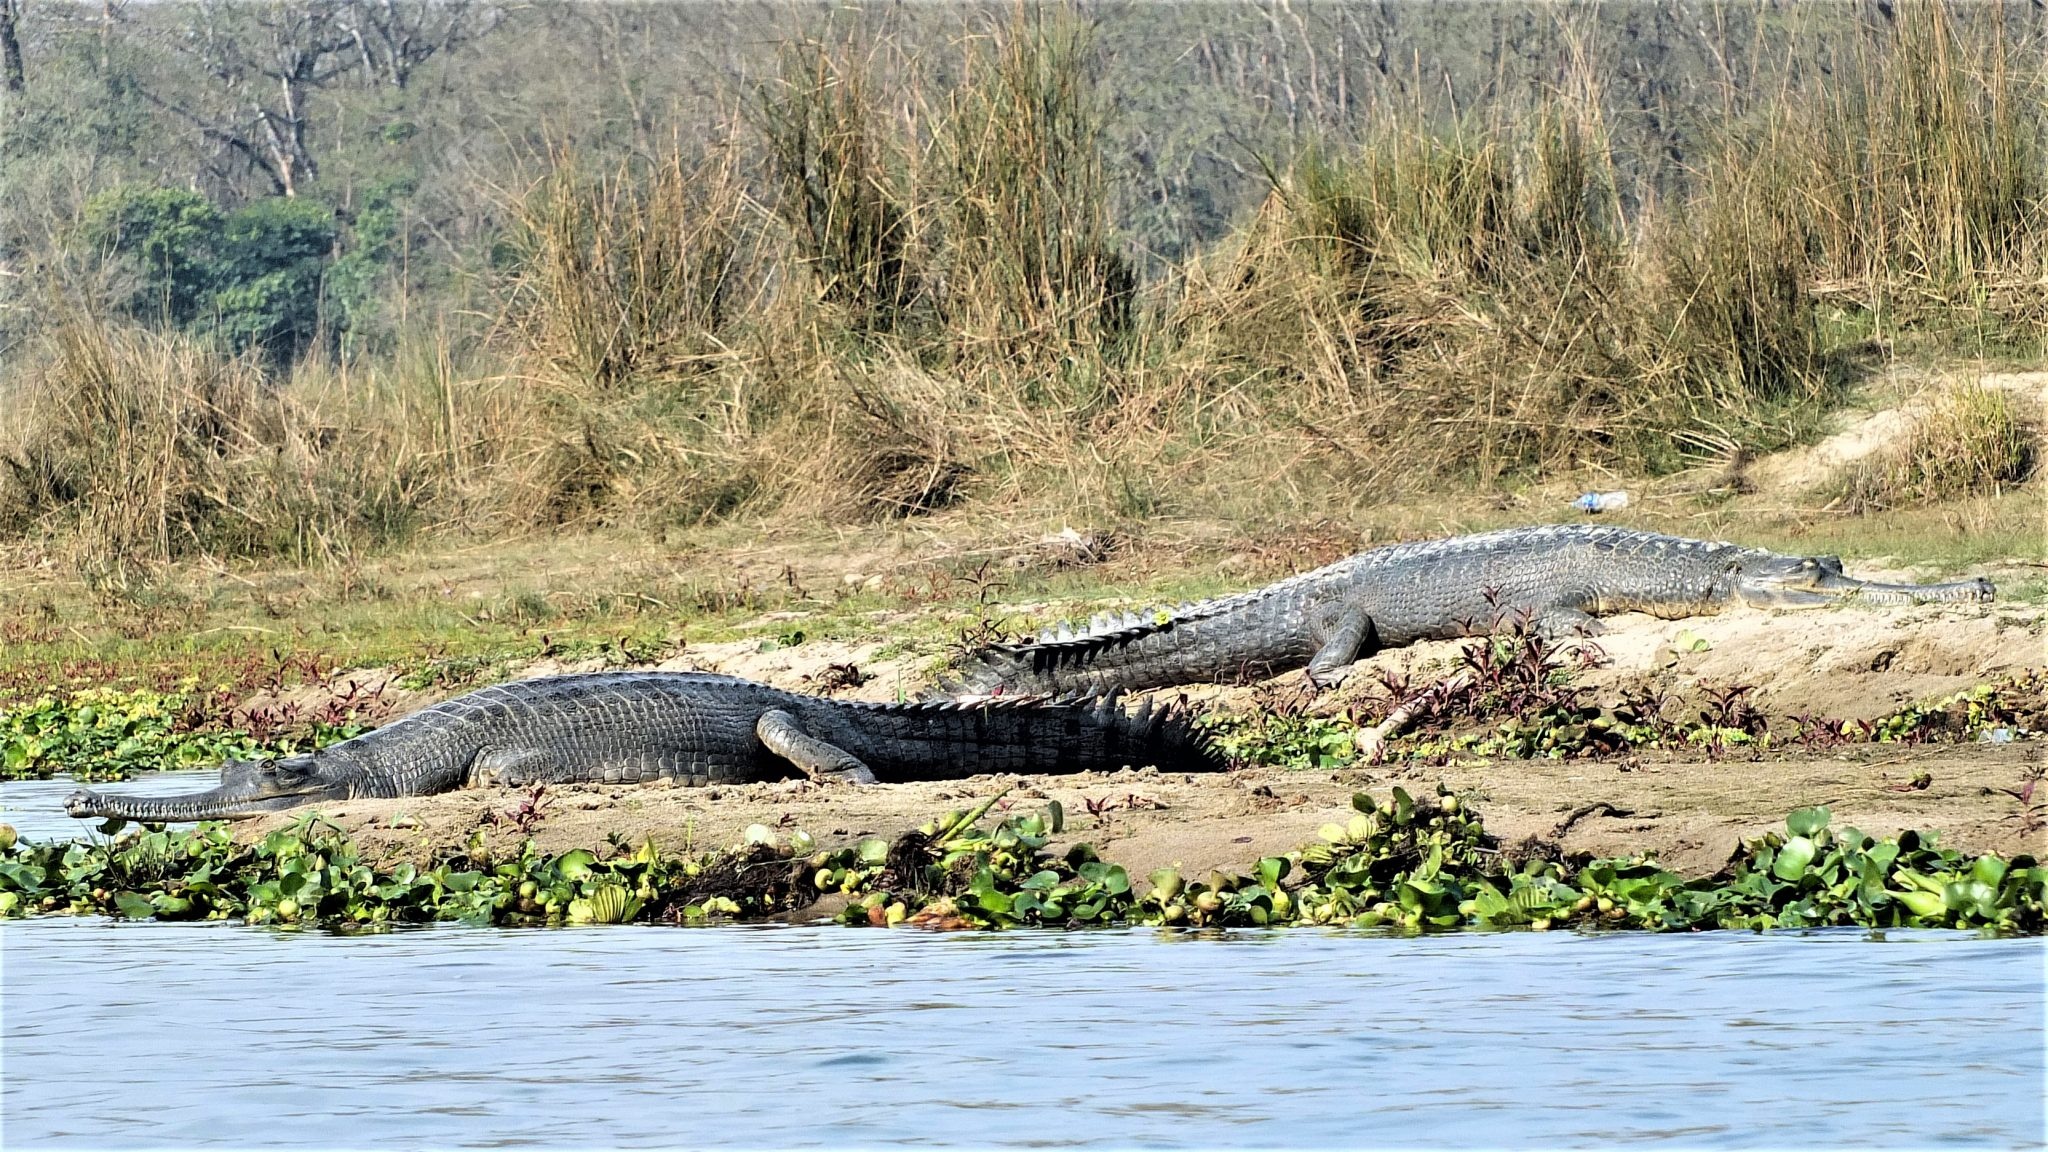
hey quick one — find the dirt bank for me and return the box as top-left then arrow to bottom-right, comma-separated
248,741 -> 2042,883
228,594 -> 2044,880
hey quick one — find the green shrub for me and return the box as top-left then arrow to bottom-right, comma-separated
78,185 -> 338,362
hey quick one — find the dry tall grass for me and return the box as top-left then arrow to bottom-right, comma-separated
5,4 -> 2044,575
1835,381 -> 2039,511
1789,1 -> 2047,333
0,315 -> 434,587
499,144 -> 754,390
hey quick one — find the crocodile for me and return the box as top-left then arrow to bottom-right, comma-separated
64,672 -> 1221,822
946,524 -> 1996,697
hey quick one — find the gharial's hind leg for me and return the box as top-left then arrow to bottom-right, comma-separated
756,710 -> 878,785
1306,603 -> 1377,689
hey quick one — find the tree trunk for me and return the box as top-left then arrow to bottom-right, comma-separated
1,0 -> 27,97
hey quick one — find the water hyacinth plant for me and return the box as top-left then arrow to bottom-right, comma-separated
0,817 -> 816,927
4,790 -> 2037,935
0,683 -> 384,782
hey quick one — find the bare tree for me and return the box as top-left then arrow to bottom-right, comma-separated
339,0 -> 496,90
147,1 -> 359,197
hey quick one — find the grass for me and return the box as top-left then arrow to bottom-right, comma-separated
6,4 -> 2045,577
1833,382 -> 2039,512
1,471 -> 2037,729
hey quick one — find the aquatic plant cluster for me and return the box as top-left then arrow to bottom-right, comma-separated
1211,626 -> 2044,770
3,790 -> 2040,935
0,818 -> 813,927
0,686 -> 378,783
817,789 -> 2045,935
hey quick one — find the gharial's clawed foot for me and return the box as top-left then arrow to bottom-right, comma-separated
1303,665 -> 1354,694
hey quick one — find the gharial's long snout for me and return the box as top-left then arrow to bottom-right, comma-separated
64,784 -> 307,822
64,756 -> 341,822
1735,553 -> 1996,609
1815,573 -> 1995,606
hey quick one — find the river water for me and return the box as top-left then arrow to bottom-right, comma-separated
3,919 -> 2041,1147
2,777 -> 2044,1148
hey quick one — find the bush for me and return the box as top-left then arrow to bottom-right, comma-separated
78,186 -> 338,362
206,196 -> 338,361
1835,382 -> 2038,511
78,187 -> 222,329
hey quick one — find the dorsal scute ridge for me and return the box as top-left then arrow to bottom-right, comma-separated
992,582 -> 1278,661
853,690 -> 1075,714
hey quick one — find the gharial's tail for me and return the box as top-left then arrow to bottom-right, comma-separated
937,607 -> 1210,699
1091,689 -> 1229,775
934,644 -> 1043,699
867,687 -> 1229,777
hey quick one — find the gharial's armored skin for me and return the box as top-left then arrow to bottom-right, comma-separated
946,524 -> 1997,697
65,672 -> 1222,822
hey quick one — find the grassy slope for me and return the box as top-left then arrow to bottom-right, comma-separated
3,436 -> 2038,707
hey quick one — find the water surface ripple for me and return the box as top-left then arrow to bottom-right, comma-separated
3,920 -> 2041,1148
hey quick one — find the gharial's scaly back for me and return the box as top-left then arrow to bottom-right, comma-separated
952,524 -> 1743,675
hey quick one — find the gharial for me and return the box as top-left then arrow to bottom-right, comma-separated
944,524 -> 1997,698
65,672 -> 1221,822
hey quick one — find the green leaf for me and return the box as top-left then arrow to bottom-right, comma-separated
1469,881 -> 1513,922
1100,865 -> 1130,896
1773,836 -> 1818,882
114,892 -> 156,919
1256,857 -> 1289,889
555,850 -> 597,882
1019,869 -> 1061,891
1892,888 -> 1946,919
1786,807 -> 1831,837
1942,880 -> 1998,919
1972,856 -> 2009,888
1147,868 -> 1183,901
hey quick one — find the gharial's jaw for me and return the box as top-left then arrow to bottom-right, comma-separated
64,785 -> 342,822
1735,562 -> 1996,609
64,756 -> 351,822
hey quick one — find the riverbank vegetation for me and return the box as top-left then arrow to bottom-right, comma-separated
1,2 -> 2043,593
1210,626 -> 2047,771
6,620 -> 2039,784
2,791 -> 2041,934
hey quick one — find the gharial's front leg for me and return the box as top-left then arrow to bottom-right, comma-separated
755,710 -> 878,785
1529,605 -> 1605,639
468,746 -> 556,788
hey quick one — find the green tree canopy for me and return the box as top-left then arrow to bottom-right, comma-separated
79,186 -> 338,362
